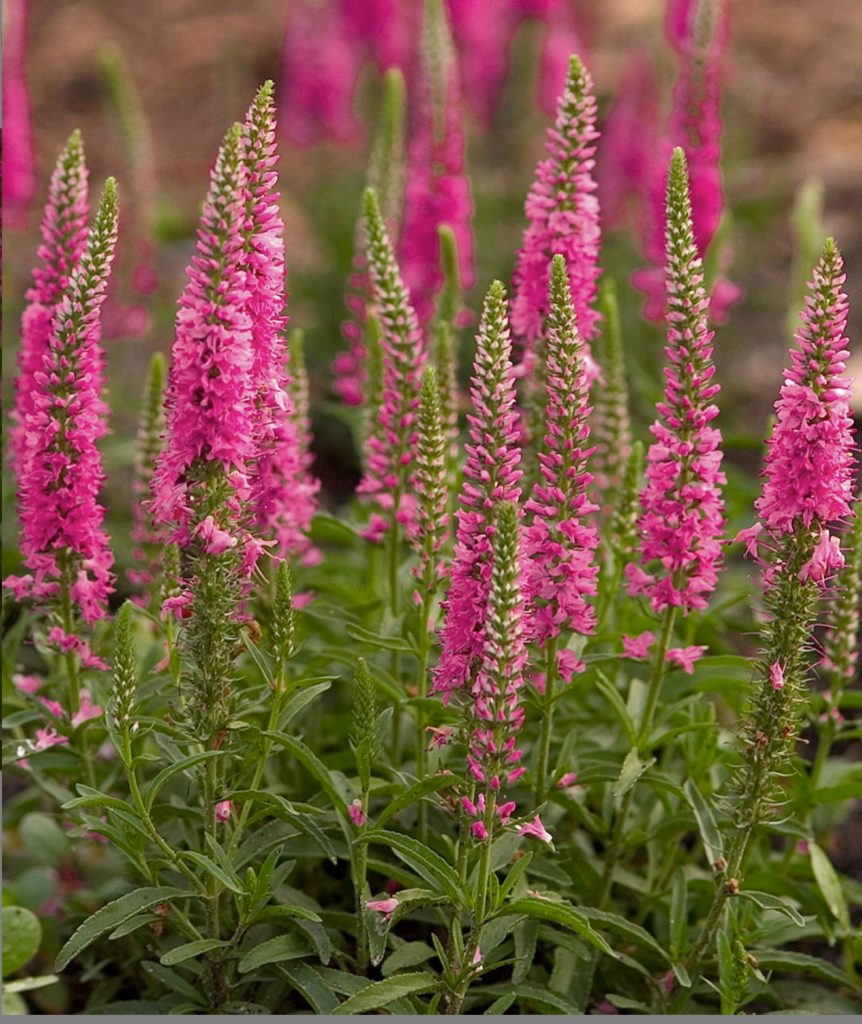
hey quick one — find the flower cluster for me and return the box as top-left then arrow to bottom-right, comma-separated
627,148 -> 726,616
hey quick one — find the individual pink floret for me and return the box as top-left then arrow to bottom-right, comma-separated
665,645 -> 707,675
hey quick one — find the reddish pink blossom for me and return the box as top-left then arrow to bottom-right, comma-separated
798,529 -> 844,584
755,242 -> 855,539
13,674 -> 42,695
622,631 -> 655,660
517,814 -> 553,843
195,516 -> 238,556
435,283 -> 521,698
340,0 -> 416,72
556,771 -> 578,788
666,645 -> 707,674
40,697 -> 63,719
71,689 -> 103,728
1,0 -> 36,226
557,648 -> 585,682
400,0 -> 474,324
280,0 -> 362,147
511,56 -> 601,380
215,800 -> 233,823
348,800 -> 366,827
366,897 -> 399,919
629,150 -> 726,616
769,661 -> 785,691
471,821 -> 489,841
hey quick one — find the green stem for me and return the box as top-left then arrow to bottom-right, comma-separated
535,638 -> 558,806
354,806 -> 370,973
203,749 -> 228,1007
417,590 -> 432,843
638,607 -> 677,745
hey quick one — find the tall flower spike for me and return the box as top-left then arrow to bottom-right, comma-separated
412,365 -> 450,598
511,55 -> 601,381
401,0 -> 475,325
524,255 -> 599,677
433,224 -> 464,474
10,131 -> 89,476
590,278 -> 633,512
755,239 -> 855,555
357,188 -> 426,539
6,179 -> 119,624
334,68 -> 407,409
129,352 -> 167,593
466,500 -> 528,819
150,124 -> 255,540
2,0 -> 37,226
626,148 -> 726,615
110,601 -> 138,730
285,330 -> 322,566
435,282 -> 522,699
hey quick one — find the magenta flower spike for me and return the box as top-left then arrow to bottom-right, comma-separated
626,148 -> 726,616
6,179 -> 119,625
435,281 -> 522,699
2,0 -> 37,227
511,55 -> 601,379
446,0 -> 515,125
238,83 -> 317,568
537,0 -> 588,117
10,132 -> 89,478
754,239 -> 855,572
357,188 -> 426,538
150,125 -> 255,543
401,0 -> 475,325
524,255 -> 599,678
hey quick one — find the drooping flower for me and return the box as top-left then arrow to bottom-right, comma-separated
401,0 -> 475,325
10,131 -> 89,476
357,188 -> 426,538
435,282 -> 522,698
2,0 -> 36,226
150,125 -> 255,540
5,179 -> 118,624
71,690 -> 103,728
511,55 -> 601,381
755,240 -> 855,543
215,800 -> 233,823
523,255 -> 599,668
517,814 -> 553,843
627,148 -> 726,616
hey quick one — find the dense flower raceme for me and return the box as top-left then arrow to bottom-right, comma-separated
10,132 -> 90,476
626,148 -> 726,615
523,255 -> 599,679
241,83 -> 319,566
6,180 -> 119,625
2,0 -> 36,226
412,365 -> 451,598
435,281 -> 522,698
150,125 -> 256,543
752,240 -> 855,578
511,55 -> 601,381
357,188 -> 426,541
401,0 -> 475,325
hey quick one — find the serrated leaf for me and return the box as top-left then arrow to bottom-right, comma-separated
683,778 -> 724,865
160,939 -> 229,966
141,960 -> 205,1002
481,982 -> 582,1014
331,972 -> 436,1014
809,842 -> 850,927
183,852 -> 245,895
373,774 -> 462,830
505,898 -> 617,958
381,942 -> 436,977
278,962 -> 339,1014
238,934 -> 309,974
143,751 -> 226,811
736,890 -> 805,927
614,748 -> 655,798
55,887 -> 194,971
62,787 -> 133,814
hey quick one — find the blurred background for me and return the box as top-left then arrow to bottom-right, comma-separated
3,0 -> 862,586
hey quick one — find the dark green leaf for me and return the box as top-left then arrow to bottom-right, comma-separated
750,949 -> 858,989
809,842 -> 850,927
683,778 -> 724,865
373,774 -> 462,830
736,890 -> 805,927
144,751 -> 226,811
183,852 -> 245,895
361,831 -> 465,904
238,934 -> 310,974
160,939 -> 229,966
614,748 -> 655,798
331,972 -> 436,1014
505,898 -> 616,958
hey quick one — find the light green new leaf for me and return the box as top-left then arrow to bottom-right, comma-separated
2,907 -> 42,978
809,842 -> 850,927
614,748 -> 656,798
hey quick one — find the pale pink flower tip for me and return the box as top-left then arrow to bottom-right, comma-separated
517,814 -> 553,844
71,690 -> 103,729
798,529 -> 844,584
665,645 -> 708,675
472,946 -> 483,966
348,799 -> 366,827
621,631 -> 656,660
556,772 -> 578,789
769,661 -> 785,691
215,800 -> 233,823
366,897 -> 398,919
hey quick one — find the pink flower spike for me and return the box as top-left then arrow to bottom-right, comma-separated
665,646 -> 708,675
349,799 -> 366,827
517,815 -> 553,844
622,631 -> 656,660
215,800 -> 233,823
2,0 -> 37,226
769,661 -> 785,691
366,897 -> 398,920
557,772 -> 578,789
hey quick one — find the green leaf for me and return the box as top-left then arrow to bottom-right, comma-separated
381,942 -> 437,977
361,832 -> 465,904
238,934 -> 309,974
579,907 -> 672,964
143,751 -> 226,811
481,982 -> 582,1014
373,774 -> 462,830
278,682 -> 333,730
504,898 -> 617,958
750,949 -> 859,989
2,907 -> 42,977
263,732 -> 348,817
346,624 -> 419,656
2,991 -> 28,1015
278,962 -> 339,1014
595,672 -> 636,745
331,972 -> 436,1014
683,778 -> 724,865
183,852 -> 245,895
736,890 -> 805,927
250,904 -> 322,925
484,994 -> 516,1014
2,975 -> 58,994
141,960 -> 205,1002
160,939 -> 229,966
55,886 -> 194,971
669,868 -> 688,961
497,851 -> 533,906
613,748 -> 655,798
62,786 -> 133,814
809,842 -> 850,927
